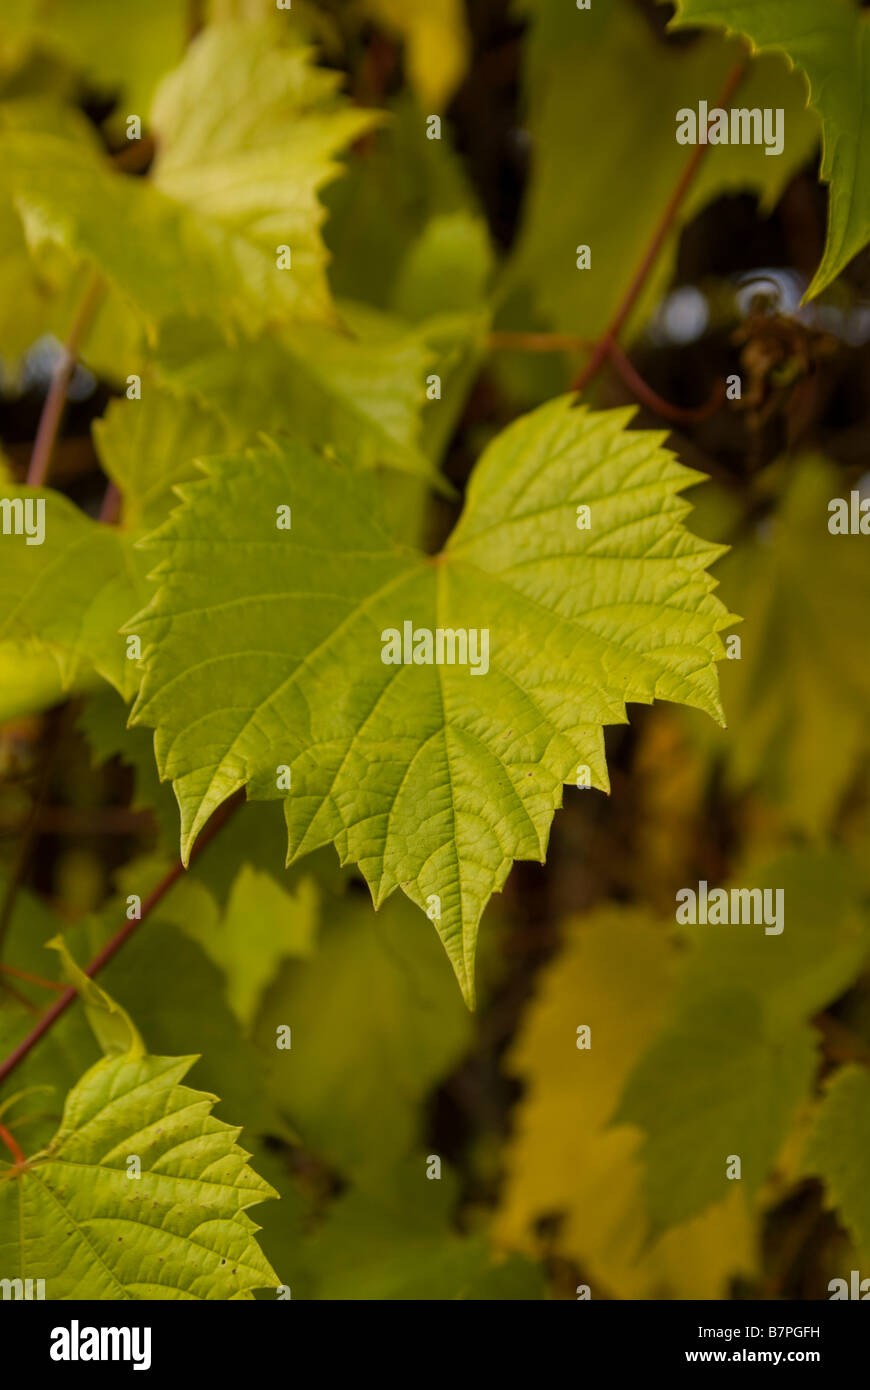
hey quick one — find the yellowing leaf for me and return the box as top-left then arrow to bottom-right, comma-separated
366,0 -> 470,110
496,910 -> 756,1298
618,850 -> 869,1231
4,30 -> 376,336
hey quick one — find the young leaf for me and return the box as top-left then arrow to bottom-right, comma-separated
0,1053 -> 279,1299
667,0 -> 870,298
46,935 -> 144,1059
149,22 -> 378,324
130,397 -> 734,1002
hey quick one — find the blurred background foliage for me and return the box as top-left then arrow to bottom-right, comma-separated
1,0 -> 870,1299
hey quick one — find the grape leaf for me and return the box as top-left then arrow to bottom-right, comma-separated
2,0 -> 187,119
148,22 -> 377,323
0,485 -> 142,698
4,28 -> 376,336
93,386 -> 239,533
364,0 -> 470,111
149,304 -> 444,487
689,459 -> 870,835
129,397 -> 733,1002
618,990 -> 816,1234
172,864 -> 318,1031
299,1159 -> 544,1300
803,1066 -> 870,1262
496,909 -> 757,1298
0,1052 -> 279,1299
0,875 -> 284,1150
667,0 -> 870,298
252,892 -> 471,1174
617,850 -> 870,1230
508,0 -> 818,342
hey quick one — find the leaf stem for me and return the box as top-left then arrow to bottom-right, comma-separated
0,964 -> 65,993
571,57 -> 747,395
26,272 -> 104,489
0,1120 -> 26,1167
0,789 -> 244,1090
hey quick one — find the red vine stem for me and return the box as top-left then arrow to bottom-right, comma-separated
0,790 -> 244,1090
26,272 -> 104,488
571,57 -> 747,395
606,341 -> 727,424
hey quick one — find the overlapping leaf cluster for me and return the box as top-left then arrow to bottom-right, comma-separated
1,0 -> 869,1301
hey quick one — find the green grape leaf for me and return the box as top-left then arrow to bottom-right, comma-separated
0,1052 -> 279,1299
252,892 -> 471,1175
93,386 -> 240,534
174,864 -> 319,1031
324,90 -> 480,309
616,850 -> 870,1231
129,397 -> 733,1002
692,459 -> 870,835
496,909 -> 757,1298
508,0 -> 818,341
299,1159 -> 544,1300
2,0 -> 187,118
0,484 -> 142,699
150,304 -> 444,488
667,0 -> 870,298
617,990 -> 816,1234
0,874 -> 283,1151
803,1066 -> 870,1262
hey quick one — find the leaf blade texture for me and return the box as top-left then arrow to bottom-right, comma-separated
0,1053 -> 279,1299
130,399 -> 734,1001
